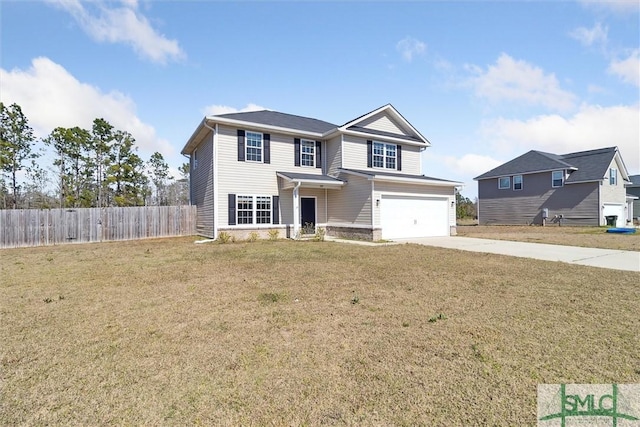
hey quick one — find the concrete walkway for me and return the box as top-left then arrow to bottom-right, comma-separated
394,237 -> 640,272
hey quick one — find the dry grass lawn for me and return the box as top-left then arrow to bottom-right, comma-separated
1,237 -> 639,426
457,225 -> 640,251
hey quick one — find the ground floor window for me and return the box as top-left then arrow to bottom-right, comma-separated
237,195 -> 271,225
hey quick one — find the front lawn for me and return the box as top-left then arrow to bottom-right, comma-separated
1,237 -> 638,425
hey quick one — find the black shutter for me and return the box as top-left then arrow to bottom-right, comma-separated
272,195 -> 279,224
396,145 -> 402,171
228,194 -> 236,225
294,138 -> 301,167
237,130 -> 245,162
315,141 -> 322,169
367,140 -> 373,168
263,133 -> 270,164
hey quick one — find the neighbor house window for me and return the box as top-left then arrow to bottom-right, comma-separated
373,141 -> 397,170
552,170 -> 564,188
513,175 -> 523,190
246,131 -> 263,162
498,176 -> 510,189
237,195 -> 271,225
193,148 -> 198,170
609,168 -> 617,185
301,140 -> 315,167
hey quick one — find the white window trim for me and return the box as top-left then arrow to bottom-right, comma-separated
513,175 -> 523,191
609,168 -> 617,185
237,194 -> 272,225
552,170 -> 564,188
245,131 -> 263,163
301,139 -> 315,167
498,176 -> 510,190
373,141 -> 397,170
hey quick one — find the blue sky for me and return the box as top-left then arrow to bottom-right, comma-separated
1,0 -> 638,199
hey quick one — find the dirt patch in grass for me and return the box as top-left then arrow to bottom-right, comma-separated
457,225 -> 640,251
1,237 -> 639,425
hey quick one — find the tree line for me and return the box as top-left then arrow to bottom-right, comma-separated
0,102 -> 188,210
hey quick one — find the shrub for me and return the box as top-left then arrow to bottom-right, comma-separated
247,232 -> 259,242
314,227 -> 326,242
268,229 -> 279,241
218,231 -> 232,244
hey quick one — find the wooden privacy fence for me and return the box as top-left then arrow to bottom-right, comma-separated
0,205 -> 197,249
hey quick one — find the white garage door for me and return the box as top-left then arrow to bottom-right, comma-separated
380,195 -> 449,239
603,204 -> 625,227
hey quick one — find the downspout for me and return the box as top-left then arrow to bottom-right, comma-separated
203,121 -> 218,239
370,179 -> 375,234
293,181 -> 301,238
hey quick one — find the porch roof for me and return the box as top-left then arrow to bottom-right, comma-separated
276,172 -> 345,189
339,169 -> 463,187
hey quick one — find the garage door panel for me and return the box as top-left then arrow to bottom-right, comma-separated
381,196 -> 448,239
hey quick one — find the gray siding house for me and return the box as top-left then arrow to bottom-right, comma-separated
627,175 -> 640,224
182,104 -> 462,240
474,147 -> 631,227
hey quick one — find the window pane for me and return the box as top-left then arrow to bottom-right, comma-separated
301,140 -> 315,167
237,195 -> 253,224
246,132 -> 262,162
514,175 -> 522,190
499,177 -> 510,189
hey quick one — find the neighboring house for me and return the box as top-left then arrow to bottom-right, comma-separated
474,147 -> 631,227
181,104 -> 462,240
626,175 -> 640,224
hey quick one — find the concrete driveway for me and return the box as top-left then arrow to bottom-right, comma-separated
394,236 -> 640,272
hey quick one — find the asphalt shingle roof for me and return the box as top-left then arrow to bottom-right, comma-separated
215,110 -> 338,134
277,172 -> 344,183
474,147 -> 618,183
628,174 -> 640,187
341,168 -> 460,183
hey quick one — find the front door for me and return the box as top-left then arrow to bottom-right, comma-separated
300,197 -> 316,234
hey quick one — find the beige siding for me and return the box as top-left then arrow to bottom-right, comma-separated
373,182 -> 455,227
478,172 -> 600,225
191,132 -> 214,237
342,135 -> 422,175
277,187 -> 328,226
358,111 -> 408,135
599,157 -> 627,205
217,125 -> 326,227
326,135 -> 342,176
327,173 -> 372,226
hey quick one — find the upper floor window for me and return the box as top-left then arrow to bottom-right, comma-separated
609,168 -> 617,185
246,131 -> 263,162
193,148 -> 198,170
301,140 -> 315,167
498,176 -> 510,189
552,170 -> 564,188
373,142 -> 397,170
513,175 -> 523,190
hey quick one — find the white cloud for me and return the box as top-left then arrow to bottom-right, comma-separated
608,49 -> 640,87
0,57 -> 174,161
202,103 -> 267,116
569,22 -> 608,46
396,37 -> 426,62
442,153 -> 503,176
47,0 -> 184,64
480,103 -> 640,173
467,53 -> 578,112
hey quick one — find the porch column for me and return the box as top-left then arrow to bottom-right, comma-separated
293,182 -> 300,237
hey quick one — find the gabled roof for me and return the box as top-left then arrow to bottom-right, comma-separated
337,104 -> 430,146
216,110 -> 337,134
474,146 -> 627,183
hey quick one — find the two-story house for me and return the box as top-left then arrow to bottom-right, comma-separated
181,104 -> 462,240
474,147 -> 631,227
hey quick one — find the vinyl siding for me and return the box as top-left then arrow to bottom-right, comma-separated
327,173 -> 372,226
358,111 -> 407,135
373,182 -> 455,227
191,132 -> 214,237
478,171 -> 599,225
326,135 -> 342,177
599,157 -> 627,205
217,125 -> 324,226
342,135 -> 421,175
278,187 -> 328,225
